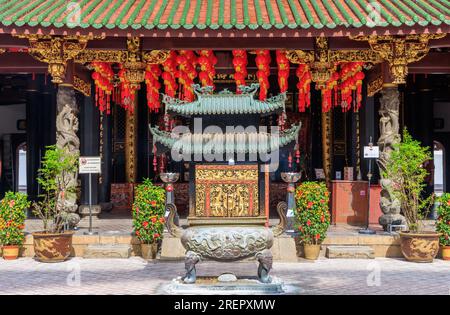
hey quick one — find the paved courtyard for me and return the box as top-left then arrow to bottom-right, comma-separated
0,257 -> 449,295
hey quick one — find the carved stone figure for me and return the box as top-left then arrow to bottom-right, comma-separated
256,249 -> 273,283
56,86 -> 80,226
183,251 -> 201,284
377,87 -> 405,229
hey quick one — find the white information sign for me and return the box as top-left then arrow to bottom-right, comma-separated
79,157 -> 101,174
363,146 -> 380,159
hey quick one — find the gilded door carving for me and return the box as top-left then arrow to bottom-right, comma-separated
195,165 -> 259,217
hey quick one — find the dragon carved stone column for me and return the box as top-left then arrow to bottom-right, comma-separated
56,85 -> 81,226
377,85 -> 406,230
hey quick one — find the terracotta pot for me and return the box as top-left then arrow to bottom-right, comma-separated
141,243 -> 158,259
399,231 -> 440,263
2,245 -> 20,260
32,231 -> 74,263
303,244 -> 321,260
442,246 -> 450,261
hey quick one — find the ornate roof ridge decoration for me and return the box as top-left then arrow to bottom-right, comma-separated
149,123 -> 301,155
162,84 -> 286,117
1,1 -> 449,31
351,33 -> 447,84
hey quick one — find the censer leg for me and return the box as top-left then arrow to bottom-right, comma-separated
182,251 -> 201,284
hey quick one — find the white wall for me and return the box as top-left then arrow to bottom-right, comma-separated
0,104 -> 26,138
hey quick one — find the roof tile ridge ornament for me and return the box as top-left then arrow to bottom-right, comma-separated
237,83 -> 260,95
192,84 -> 214,96
161,93 -> 188,107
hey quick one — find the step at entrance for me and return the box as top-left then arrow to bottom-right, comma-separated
83,244 -> 131,258
326,246 -> 375,259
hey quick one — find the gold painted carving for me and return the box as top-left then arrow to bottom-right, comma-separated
286,37 -> 381,89
321,110 -> 333,184
351,34 -> 446,84
125,98 -> 137,183
367,76 -> 383,97
73,76 -> 91,96
195,165 -> 259,218
17,35 -> 93,84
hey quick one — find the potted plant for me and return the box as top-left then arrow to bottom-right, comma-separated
32,145 -> 78,262
132,178 -> 165,259
436,193 -> 450,260
0,192 -> 30,260
383,129 -> 439,262
295,181 -> 331,260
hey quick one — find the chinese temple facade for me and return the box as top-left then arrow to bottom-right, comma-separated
0,0 -> 449,230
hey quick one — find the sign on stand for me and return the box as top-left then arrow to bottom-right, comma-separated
79,156 -> 101,174
79,157 -> 101,235
363,146 -> 380,159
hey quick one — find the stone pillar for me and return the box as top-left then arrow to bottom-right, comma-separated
78,87 -> 101,227
56,84 -> 81,226
377,84 -> 406,229
125,96 -> 138,183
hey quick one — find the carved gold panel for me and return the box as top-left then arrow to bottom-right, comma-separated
195,165 -> 259,218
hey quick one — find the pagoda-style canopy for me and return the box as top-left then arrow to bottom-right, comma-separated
150,124 -> 301,155
0,0 -> 448,32
151,84 -> 300,155
164,84 -> 286,117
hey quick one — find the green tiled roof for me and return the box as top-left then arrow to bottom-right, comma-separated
0,0 -> 448,31
165,84 -> 286,117
149,123 -> 301,155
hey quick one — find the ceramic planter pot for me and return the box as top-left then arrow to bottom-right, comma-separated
399,231 -> 440,263
303,244 -> 321,260
2,245 -> 20,260
141,243 -> 158,259
32,231 -> 74,262
442,246 -> 450,260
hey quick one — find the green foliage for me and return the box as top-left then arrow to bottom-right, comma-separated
132,179 -> 166,244
436,193 -> 450,246
295,181 -> 331,245
0,192 -> 30,246
32,145 -> 78,233
382,128 -> 433,232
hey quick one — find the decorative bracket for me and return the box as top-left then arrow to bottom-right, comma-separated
286,37 -> 382,88
16,34 -> 97,84
351,34 -> 446,84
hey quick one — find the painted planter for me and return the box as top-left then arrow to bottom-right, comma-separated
141,243 -> 158,259
399,231 -> 440,263
2,245 -> 20,260
32,231 -> 74,263
303,244 -> 321,260
442,246 -> 450,261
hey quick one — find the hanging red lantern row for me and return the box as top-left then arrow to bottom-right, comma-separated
176,50 -> 197,102
91,62 -> 114,114
117,64 -> 138,112
197,50 -> 217,88
296,64 -> 311,112
276,50 -> 290,93
338,62 -> 364,112
161,51 -> 178,98
145,64 -> 161,113
255,50 -> 271,100
320,70 -> 339,112
232,50 -> 248,92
